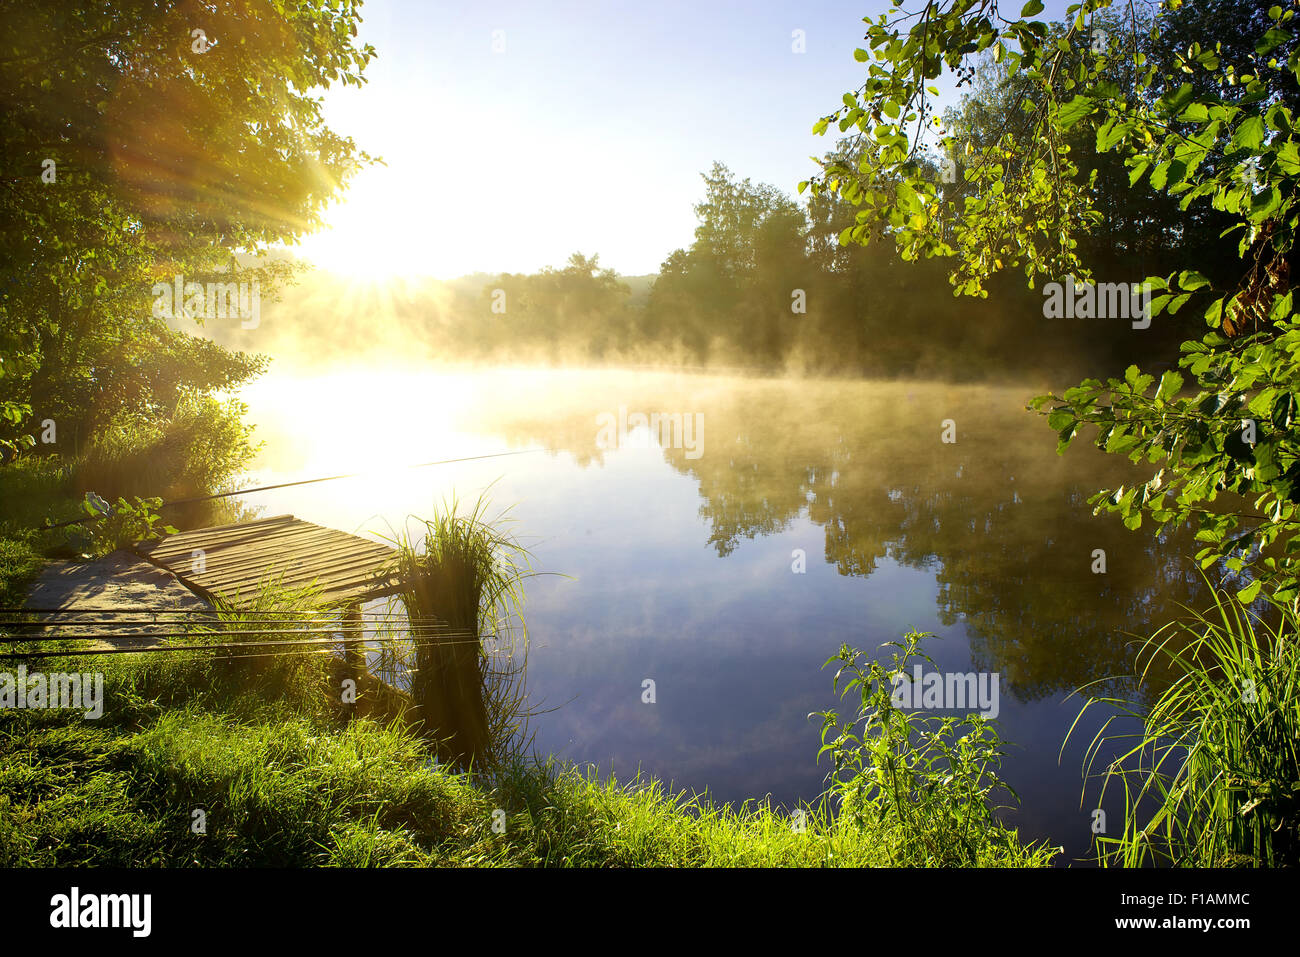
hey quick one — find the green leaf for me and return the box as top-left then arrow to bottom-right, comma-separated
1256,28 -> 1289,56
1276,140 -> 1300,174
1057,95 -> 1094,130
1047,408 -> 1075,431
1231,115 -> 1266,152
1157,370 -> 1184,402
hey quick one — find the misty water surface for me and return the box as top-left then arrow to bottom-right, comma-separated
234,367 -> 1207,861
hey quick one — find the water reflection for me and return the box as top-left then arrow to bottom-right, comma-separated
459,374 -> 1207,704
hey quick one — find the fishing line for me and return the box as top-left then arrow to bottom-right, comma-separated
41,446 -> 551,530
0,632 -> 500,658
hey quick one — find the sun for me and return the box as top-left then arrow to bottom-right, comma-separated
294,165 -> 467,281
295,173 -> 424,279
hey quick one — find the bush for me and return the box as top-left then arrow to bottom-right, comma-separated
73,391 -> 260,529
815,630 -> 1055,866
0,536 -> 43,609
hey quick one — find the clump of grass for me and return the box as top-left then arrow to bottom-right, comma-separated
382,492 -> 534,770
48,580 -> 339,728
0,707 -> 476,867
1069,579 -> 1300,867
814,630 -> 1057,867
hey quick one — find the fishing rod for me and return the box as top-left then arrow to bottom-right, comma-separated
0,632 -> 498,659
40,446 -> 551,530
0,626 -> 488,643
0,613 -> 467,629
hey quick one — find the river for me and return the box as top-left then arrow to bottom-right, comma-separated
234,365 -> 1206,862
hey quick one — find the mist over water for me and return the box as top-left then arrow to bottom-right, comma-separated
229,365 -> 1207,860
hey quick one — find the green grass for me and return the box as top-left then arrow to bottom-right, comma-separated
0,456 -> 80,548
0,712 -> 1052,868
0,537 -> 43,610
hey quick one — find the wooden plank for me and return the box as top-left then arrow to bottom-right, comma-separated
187,534 -> 391,579
170,529 -> 373,577
137,515 -> 296,554
148,525 -> 372,567
196,550 -> 394,593
137,513 -> 295,547
135,516 -> 401,610
146,522 -> 344,561
200,551 -> 395,594
244,555 -> 397,593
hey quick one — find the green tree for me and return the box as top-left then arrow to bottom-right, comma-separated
645,163 -> 810,366
0,0 -> 376,458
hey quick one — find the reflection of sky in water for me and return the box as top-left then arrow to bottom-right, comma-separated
233,367 -> 1185,862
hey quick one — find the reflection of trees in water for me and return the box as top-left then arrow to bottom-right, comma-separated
473,376 -> 1209,701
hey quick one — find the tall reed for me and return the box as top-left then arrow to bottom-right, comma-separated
1068,580 -> 1300,866
382,493 -> 533,770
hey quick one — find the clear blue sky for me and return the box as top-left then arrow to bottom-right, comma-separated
298,0 -> 1077,279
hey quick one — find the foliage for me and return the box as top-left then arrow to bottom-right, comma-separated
0,392 -> 255,563
1069,580 -> 1300,866
0,537 -> 43,611
0,619 -> 1053,867
67,493 -> 177,557
479,253 -> 634,361
811,0 -> 1300,599
0,455 -> 77,536
815,630 -> 1053,866
73,392 -> 259,511
223,149 -> 1192,379
0,0 -> 374,452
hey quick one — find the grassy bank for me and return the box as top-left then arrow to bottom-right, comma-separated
0,601 -> 1055,868
0,538 -> 42,610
